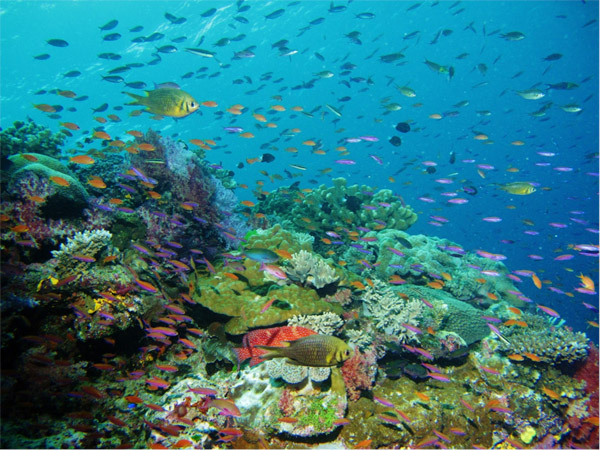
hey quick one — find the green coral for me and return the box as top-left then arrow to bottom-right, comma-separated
499,313 -> 588,364
344,229 -> 523,305
396,285 -> 490,345
259,177 -> 417,236
1,120 -> 66,159
7,153 -> 89,212
191,258 -> 342,334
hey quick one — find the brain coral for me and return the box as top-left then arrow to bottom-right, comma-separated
395,285 -> 490,345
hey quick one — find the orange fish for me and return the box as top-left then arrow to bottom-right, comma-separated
223,272 -> 239,281
34,103 -> 56,113
21,154 -> 39,162
127,130 -> 143,137
542,387 -> 560,399
202,100 -> 218,107
274,249 -> 292,259
49,176 -> 70,187
239,132 -> 254,138
138,143 -> 155,151
190,138 -> 204,146
109,140 -> 126,148
93,130 -> 111,140
583,416 -> 599,426
523,352 -> 541,362
10,224 -> 29,233
88,177 -> 107,189
508,307 -> 522,315
278,417 -> 298,424
109,198 -> 124,205
354,439 -> 372,449
302,139 -> 316,146
28,195 -> 46,203
57,90 -> 76,98
70,155 -> 95,165
253,113 -> 267,122
60,122 -> 80,130
427,280 -> 444,289
532,273 -> 542,289
415,392 -> 430,402
107,114 -> 121,122
507,354 -> 524,361
240,200 -> 255,207
487,292 -> 498,300
350,281 -> 366,290
95,116 -> 108,123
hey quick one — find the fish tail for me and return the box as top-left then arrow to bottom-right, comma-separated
122,91 -> 145,106
255,344 -> 289,360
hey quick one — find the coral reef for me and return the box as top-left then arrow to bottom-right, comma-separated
287,312 -> 344,335
264,358 -> 331,384
285,250 -> 340,290
259,177 -> 417,236
50,229 -> 113,277
499,313 -> 589,364
361,279 -> 424,342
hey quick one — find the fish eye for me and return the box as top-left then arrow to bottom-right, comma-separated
190,102 -> 196,108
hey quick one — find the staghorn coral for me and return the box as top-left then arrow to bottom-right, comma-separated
287,312 -> 344,335
499,313 -> 589,364
361,279 -> 424,343
285,250 -> 340,289
51,229 -> 113,277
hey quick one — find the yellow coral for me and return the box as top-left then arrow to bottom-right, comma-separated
519,426 -> 536,444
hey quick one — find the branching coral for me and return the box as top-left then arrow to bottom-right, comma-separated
499,313 -> 589,364
287,312 -> 344,335
361,279 -> 424,343
51,229 -> 113,277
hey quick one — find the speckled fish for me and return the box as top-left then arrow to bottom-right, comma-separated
123,87 -> 199,118
256,334 -> 352,367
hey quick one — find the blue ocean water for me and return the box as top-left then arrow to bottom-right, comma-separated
1,1 -> 598,339
1,0 -> 598,343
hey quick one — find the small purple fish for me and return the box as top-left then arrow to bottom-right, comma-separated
369,154 -> 383,164
335,159 -> 356,165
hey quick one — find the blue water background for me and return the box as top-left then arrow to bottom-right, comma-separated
1,1 -> 598,342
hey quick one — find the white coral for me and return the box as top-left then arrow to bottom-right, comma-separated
286,250 -> 339,289
361,279 -> 423,343
287,312 -> 344,335
51,229 -> 113,276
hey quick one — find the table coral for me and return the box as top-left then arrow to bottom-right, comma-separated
190,259 -> 343,334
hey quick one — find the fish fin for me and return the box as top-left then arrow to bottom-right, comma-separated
122,91 -> 145,106
254,345 -> 287,360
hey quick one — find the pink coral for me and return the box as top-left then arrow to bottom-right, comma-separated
340,348 -> 377,401
278,387 -> 295,416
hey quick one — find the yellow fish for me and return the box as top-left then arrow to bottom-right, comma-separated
123,88 -> 199,118
496,182 -> 536,195
257,335 -> 352,367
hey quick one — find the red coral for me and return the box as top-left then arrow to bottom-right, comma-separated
340,349 -> 377,401
278,387 -> 294,416
568,343 -> 599,448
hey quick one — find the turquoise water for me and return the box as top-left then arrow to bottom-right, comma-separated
2,0 -> 597,336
